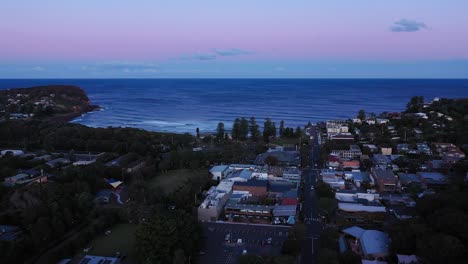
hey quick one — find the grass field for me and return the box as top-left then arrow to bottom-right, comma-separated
87,224 -> 138,258
148,169 -> 208,194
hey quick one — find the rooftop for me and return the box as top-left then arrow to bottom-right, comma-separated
233,179 -> 268,188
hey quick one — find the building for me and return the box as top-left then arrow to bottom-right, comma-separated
0,149 -> 24,157
341,227 -> 390,260
282,167 -> 301,182
416,172 -> 448,189
76,255 -> 119,264
46,158 -> 71,168
363,144 -> 378,153
327,155 -> 341,168
273,205 -> 297,225
344,171 -> 370,187
281,189 -> 298,205
379,146 -> 392,155
433,143 -> 465,161
209,165 -> 230,181
224,200 -> 274,224
372,154 -> 392,168
233,180 -> 268,197
198,185 -> 232,222
398,173 -> 424,191
371,168 -> 398,193
331,145 -> 362,160
342,160 -> 360,169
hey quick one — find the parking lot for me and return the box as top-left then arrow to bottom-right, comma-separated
199,222 -> 291,264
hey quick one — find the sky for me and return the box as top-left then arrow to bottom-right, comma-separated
1,0 -> 468,78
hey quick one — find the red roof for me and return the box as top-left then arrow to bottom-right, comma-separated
281,198 -> 298,205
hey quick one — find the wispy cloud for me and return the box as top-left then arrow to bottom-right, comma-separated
32,66 -> 45,71
390,19 -> 428,32
180,48 -> 252,61
191,53 -> 217,61
92,61 -> 161,73
214,48 -> 251,56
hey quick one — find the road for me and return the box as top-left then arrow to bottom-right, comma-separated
301,126 -> 323,264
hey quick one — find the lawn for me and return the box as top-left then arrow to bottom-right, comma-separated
148,169 -> 208,194
270,137 -> 300,147
87,224 -> 138,258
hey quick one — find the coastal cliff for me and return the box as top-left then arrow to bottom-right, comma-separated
0,85 -> 98,122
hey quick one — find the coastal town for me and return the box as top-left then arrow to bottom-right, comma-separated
0,87 -> 467,264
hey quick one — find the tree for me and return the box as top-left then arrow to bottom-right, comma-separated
316,182 -> 335,199
338,250 -> 361,264
238,254 -> 265,264
357,109 -> 366,120
249,117 -> 261,142
295,126 -> 302,138
279,120 -> 285,137
264,155 -> 279,166
216,122 -> 225,142
406,96 -> 425,113
318,248 -> 339,264
135,210 -> 200,264
240,117 -> 249,140
232,118 -> 241,140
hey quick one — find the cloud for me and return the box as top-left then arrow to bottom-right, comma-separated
32,66 -> 45,71
92,61 -> 160,73
191,53 -> 217,60
214,48 -> 251,56
179,48 -> 251,61
390,19 -> 428,32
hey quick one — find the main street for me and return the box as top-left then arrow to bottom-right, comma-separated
301,125 -> 323,264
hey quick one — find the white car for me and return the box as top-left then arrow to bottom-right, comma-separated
242,249 -> 248,255
311,186 -> 314,190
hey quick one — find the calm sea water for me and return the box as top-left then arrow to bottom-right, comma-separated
0,79 -> 467,133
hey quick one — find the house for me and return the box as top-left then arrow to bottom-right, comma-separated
233,180 -> 268,197
371,168 -> 398,193
398,173 -> 424,191
396,144 -> 409,153
341,226 -> 390,260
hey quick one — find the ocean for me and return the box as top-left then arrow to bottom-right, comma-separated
0,79 -> 467,133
